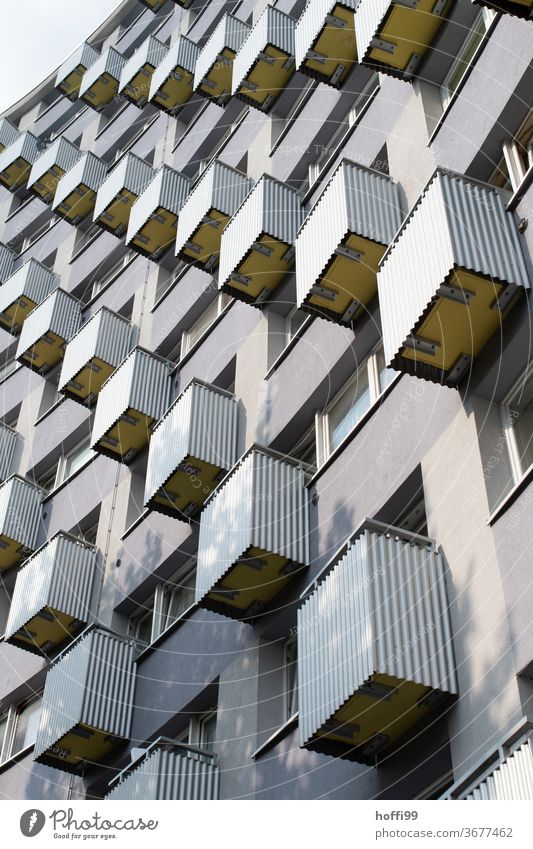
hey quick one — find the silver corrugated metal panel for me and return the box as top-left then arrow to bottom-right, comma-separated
79,47 -> 126,97
58,307 -> 134,395
55,42 -> 100,87
0,118 -> 19,151
298,527 -> 457,747
354,0 -> 390,60
196,448 -> 310,601
34,628 -> 135,760
175,160 -> 253,255
461,740 -> 533,800
193,14 -> 251,90
92,348 -> 171,446
53,152 -> 108,211
0,242 -> 16,283
0,424 -> 19,482
232,6 -> 296,95
119,35 -> 168,90
296,160 -> 402,306
28,137 -> 81,189
144,380 -> 239,506
295,0 -> 359,67
149,36 -> 200,100
127,166 -> 190,240
106,745 -> 219,800
17,288 -> 82,358
0,131 -> 41,173
94,153 -> 154,220
378,170 -> 530,368
0,259 -> 58,315
5,533 -> 98,641
0,475 -> 42,550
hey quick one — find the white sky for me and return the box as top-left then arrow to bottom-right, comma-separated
0,0 -> 125,113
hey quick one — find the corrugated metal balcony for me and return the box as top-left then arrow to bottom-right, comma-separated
58,307 -> 135,406
149,36 -> 199,113
34,627 -> 136,773
355,0 -> 451,79
444,734 -> 533,799
378,169 -> 530,387
126,165 -> 190,260
0,259 -> 58,336
93,153 -> 154,237
52,151 -> 108,225
194,15 -> 251,104
0,117 -> 19,153
296,160 -> 402,325
106,738 -> 219,799
299,520 -> 458,763
27,137 -> 81,204
4,533 -> 98,656
232,6 -> 296,112
0,131 -> 42,191
175,160 -> 253,270
0,242 -> 16,282
196,446 -> 310,620
0,423 -> 19,483
144,379 -> 239,519
118,36 -> 168,107
16,288 -> 82,375
0,475 -> 42,572
55,41 -> 100,101
91,347 -> 172,463
79,47 -> 126,111
295,0 -> 359,87
219,175 -> 305,306
473,0 -> 532,18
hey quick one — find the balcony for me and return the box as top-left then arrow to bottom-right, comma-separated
474,0 -> 532,18
145,379 -> 239,519
299,520 -> 457,763
232,6 -> 296,113
355,0 -> 451,79
93,153 -> 154,237
0,117 -> 19,152
0,242 -> 16,283
0,475 -> 42,572
175,160 -> 253,270
295,0 -> 359,87
52,152 -> 108,225
58,307 -> 134,406
91,347 -> 172,463
34,627 -> 135,773
149,36 -> 199,113
4,533 -> 98,656
378,169 -> 530,387
106,738 -> 219,799
296,160 -> 403,325
79,47 -> 126,111
196,446 -> 310,620
27,137 -> 81,204
219,175 -> 304,306
126,165 -> 190,260
443,733 -> 533,800
193,14 -> 251,104
0,259 -> 58,335
0,131 -> 42,192
16,288 -> 82,375
0,423 -> 19,483
55,41 -> 100,101
118,36 -> 168,107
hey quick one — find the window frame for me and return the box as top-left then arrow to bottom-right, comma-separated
129,557 -> 197,646
283,635 -> 298,722
441,9 -> 495,111
501,363 -> 533,486
0,694 -> 42,766
180,292 -> 232,360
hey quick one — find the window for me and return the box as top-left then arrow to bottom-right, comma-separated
503,367 -> 533,484
271,80 -> 316,153
180,293 -> 232,359
37,464 -> 59,495
91,251 -> 135,299
291,425 -> 317,468
0,695 -> 42,765
57,436 -> 94,485
441,9 -> 495,109
283,636 -> 298,721
493,110 -> 533,193
197,709 -> 217,753
129,559 -> 197,645
285,307 -> 308,346
80,520 -> 99,545
0,359 -> 19,383
21,218 -> 56,253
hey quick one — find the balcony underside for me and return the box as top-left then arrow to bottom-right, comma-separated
56,184 -> 97,223
19,330 -> 66,375
152,68 -> 194,111
365,0 -> 448,78
236,46 -> 294,110
39,723 -> 124,774
95,407 -> 155,463
180,207 -> 229,267
199,49 -> 235,102
130,205 -> 177,258
0,295 -> 38,334
123,63 -> 156,106
82,73 -> 120,110
148,454 -> 225,518
96,188 -> 138,236
0,533 -> 29,572
223,233 -> 292,304
31,166 -> 65,202
301,6 -> 357,86
62,356 -> 116,406
0,157 -> 32,190
7,606 -> 84,656
58,66 -> 86,100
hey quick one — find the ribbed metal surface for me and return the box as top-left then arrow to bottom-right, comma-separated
144,380 -> 239,507
28,137 -> 81,190
296,160 -> 402,306
106,746 -> 219,800
193,14 -> 251,91
149,36 -> 200,101
5,533 -> 98,641
59,307 -> 134,395
460,740 -> 533,800
354,0 -> 391,60
53,152 -> 108,212
34,628 -> 135,760
0,118 -> 19,151
94,153 -> 154,220
119,35 -> 168,90
0,475 -> 42,550
196,448 -> 310,601
0,259 -> 58,316
232,6 -> 296,96
79,47 -> 126,97
0,131 -> 41,174
92,347 -> 171,446
0,242 -> 16,283
295,0 -> 359,68
55,41 -> 100,87
0,424 -> 19,483
127,166 -> 190,240
17,288 -> 82,359
378,170 -> 530,368
298,528 -> 457,747
175,160 -> 253,256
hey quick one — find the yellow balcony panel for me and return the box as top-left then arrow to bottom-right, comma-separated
138,0 -> 167,10
0,259 -> 58,336
0,475 -> 42,573
119,36 -> 167,107
225,235 -> 293,302
149,36 -> 199,113
28,137 -> 81,204
194,15 -> 251,103
295,1 -> 359,87
0,118 -> 19,153
55,42 -> 100,100
79,48 -> 126,111
0,131 -> 41,192
235,45 -> 295,111
53,152 -> 108,224
127,166 -> 190,260
94,153 -> 154,237
16,288 -> 82,376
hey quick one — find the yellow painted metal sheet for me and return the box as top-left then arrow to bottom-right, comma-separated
307,234 -> 384,316
183,207 -> 228,264
59,184 -> 96,222
238,45 -> 293,106
132,205 -> 177,255
207,545 -> 295,612
227,235 -> 291,299
13,606 -> 81,652
304,5 -> 357,83
199,48 -> 235,99
67,357 -> 116,403
124,63 -> 155,103
0,533 -> 28,572
98,407 -> 154,459
59,66 -> 85,99
153,454 -> 222,514
47,724 -> 121,768
0,295 -> 37,333
153,68 -> 194,110
0,157 -> 32,190
32,166 -> 65,200
82,72 -> 119,109
368,0 -> 448,72
20,330 -> 65,373
97,188 -> 138,232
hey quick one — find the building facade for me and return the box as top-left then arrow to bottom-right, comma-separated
0,0 -> 532,801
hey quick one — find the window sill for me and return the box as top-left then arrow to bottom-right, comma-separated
69,229 -> 103,264
135,602 -> 199,662
83,255 -> 138,309
177,298 -> 235,371
0,364 -> 23,386
20,218 -> 61,256
121,508 -> 151,541
507,162 -> 533,213
41,455 -> 96,503
264,316 -> 314,381
5,195 -> 35,222
34,396 -> 66,427
0,743 -> 35,775
251,714 -> 299,760
270,81 -> 317,155
150,264 -> 191,313
94,103 -> 130,141
487,462 -> 533,527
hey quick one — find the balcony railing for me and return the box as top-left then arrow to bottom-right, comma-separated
0,131 -> 42,192
296,159 -> 403,325
0,117 -> 19,153
16,288 -> 82,375
0,242 -> 16,283
0,259 -> 58,336
149,36 -> 199,114
295,0 -> 359,87
0,475 -> 42,572
52,151 -> 108,225
94,153 -> 154,237
55,41 -> 100,101
27,137 -> 81,204
118,35 -> 168,107
298,519 -> 457,763
472,0 -> 531,19
79,47 -> 127,111
4,532 -> 98,656
193,14 -> 251,104
0,422 -> 19,483
219,175 -> 305,306
378,169 -> 530,387
443,732 -> 533,799
126,165 -> 190,260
